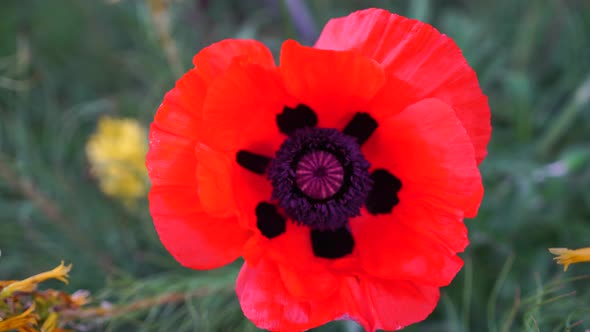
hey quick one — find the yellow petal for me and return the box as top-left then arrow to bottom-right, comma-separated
40,312 -> 58,332
0,262 -> 72,299
0,280 -> 18,288
549,247 -> 590,271
17,327 -> 38,332
0,304 -> 37,331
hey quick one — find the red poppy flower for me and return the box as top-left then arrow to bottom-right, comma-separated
147,8 -> 490,331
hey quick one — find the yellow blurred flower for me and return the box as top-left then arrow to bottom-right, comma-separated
0,262 -> 71,299
549,247 -> 590,271
86,116 -> 149,203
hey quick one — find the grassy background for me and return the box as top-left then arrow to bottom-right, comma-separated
1,0 -> 590,331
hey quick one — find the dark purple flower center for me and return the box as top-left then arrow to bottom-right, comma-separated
235,107 -> 403,259
268,127 -> 372,230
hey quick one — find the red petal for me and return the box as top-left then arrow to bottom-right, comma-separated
147,126 -> 197,187
350,210 -> 464,286
262,223 -> 339,300
342,276 -> 439,331
201,62 -> 290,154
199,63 -> 291,228
278,264 -> 339,301
279,40 -> 385,129
242,221 -> 340,300
316,9 -> 491,164
154,71 -> 205,139
236,259 -> 342,331
232,164 -> 274,230
403,203 -> 469,254
193,39 -> 275,84
150,185 -> 201,216
147,70 -> 207,187
149,186 -> 250,269
195,144 -> 238,218
366,75 -> 419,123
364,98 -> 483,218
147,40 -> 276,271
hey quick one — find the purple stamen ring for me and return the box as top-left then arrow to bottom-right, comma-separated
269,127 -> 372,230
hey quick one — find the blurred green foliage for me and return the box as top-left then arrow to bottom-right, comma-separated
1,0 -> 590,331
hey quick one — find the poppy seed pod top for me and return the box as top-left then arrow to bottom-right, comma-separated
146,8 -> 491,332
